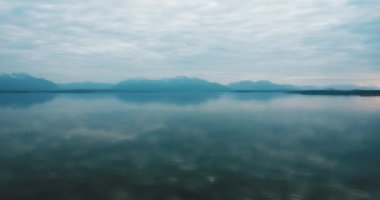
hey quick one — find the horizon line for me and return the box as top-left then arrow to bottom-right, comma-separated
1,72 -> 379,89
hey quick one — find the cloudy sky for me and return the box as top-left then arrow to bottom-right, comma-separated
0,0 -> 379,86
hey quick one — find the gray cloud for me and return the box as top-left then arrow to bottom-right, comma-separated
0,0 -> 379,86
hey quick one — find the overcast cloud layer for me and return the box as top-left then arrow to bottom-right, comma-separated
0,0 -> 379,85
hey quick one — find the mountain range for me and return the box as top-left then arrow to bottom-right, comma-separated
113,77 -> 227,91
0,73 -> 58,91
59,82 -> 114,90
228,80 -> 298,91
0,73 -> 378,92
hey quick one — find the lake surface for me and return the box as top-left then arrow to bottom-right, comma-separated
0,92 -> 379,200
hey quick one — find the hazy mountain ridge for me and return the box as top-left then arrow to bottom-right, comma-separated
59,82 -> 114,90
228,80 -> 298,91
112,77 -> 228,91
321,84 -> 378,90
0,73 -> 58,91
227,80 -> 379,91
0,73 -> 378,91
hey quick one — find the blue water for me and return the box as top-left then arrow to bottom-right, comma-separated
0,93 -> 379,200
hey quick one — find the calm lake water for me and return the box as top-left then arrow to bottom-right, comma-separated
0,93 -> 379,200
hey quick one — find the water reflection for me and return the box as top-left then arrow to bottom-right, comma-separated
116,92 -> 222,105
0,94 -> 379,199
0,92 -> 288,108
0,93 -> 55,108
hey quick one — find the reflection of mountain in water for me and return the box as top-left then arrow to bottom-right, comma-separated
0,92 -> 294,108
116,92 -> 223,105
0,93 -> 55,108
1,95 -> 380,199
228,92 -> 290,102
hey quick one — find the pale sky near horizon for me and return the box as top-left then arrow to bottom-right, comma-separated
0,0 -> 379,86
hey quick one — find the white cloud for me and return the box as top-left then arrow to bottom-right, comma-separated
0,0 -> 379,85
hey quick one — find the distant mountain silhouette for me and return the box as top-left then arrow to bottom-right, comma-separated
113,77 -> 228,92
0,73 -> 58,91
228,80 -> 298,91
0,73 -> 378,92
59,82 -> 114,90
322,84 -> 378,90
291,90 -> 380,96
